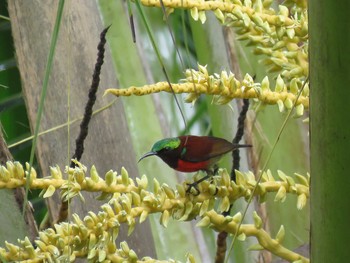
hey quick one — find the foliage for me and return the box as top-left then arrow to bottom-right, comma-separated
0,0 -> 310,262
103,1 -> 310,260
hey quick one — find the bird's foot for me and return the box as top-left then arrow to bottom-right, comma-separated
210,165 -> 220,195
186,167 -> 220,195
212,164 -> 219,175
186,174 -> 212,195
186,182 -> 200,196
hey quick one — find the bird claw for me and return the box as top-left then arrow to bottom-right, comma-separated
212,165 -> 219,175
186,167 -> 220,195
186,182 -> 200,196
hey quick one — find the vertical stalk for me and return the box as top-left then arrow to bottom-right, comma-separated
309,2 -> 350,262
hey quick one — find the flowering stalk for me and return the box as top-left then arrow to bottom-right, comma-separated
139,0 -> 308,82
198,210 -> 309,263
0,161 -> 309,210
105,64 -> 309,116
0,161 -> 309,261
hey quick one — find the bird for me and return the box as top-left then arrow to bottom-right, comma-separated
138,135 -> 251,173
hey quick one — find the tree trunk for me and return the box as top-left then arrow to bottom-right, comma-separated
8,0 -> 155,258
310,1 -> 350,262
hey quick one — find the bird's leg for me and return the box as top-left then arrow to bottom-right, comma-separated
210,165 -> 220,195
186,174 -> 211,195
186,166 -> 218,195
209,164 -> 219,184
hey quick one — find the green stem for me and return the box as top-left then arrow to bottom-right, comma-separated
310,1 -> 350,262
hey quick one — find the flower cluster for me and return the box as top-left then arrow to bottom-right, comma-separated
0,161 -> 309,262
105,0 -> 310,119
0,214 -> 194,262
198,210 -> 309,262
105,64 -> 309,116
141,0 -> 308,82
0,161 -> 309,213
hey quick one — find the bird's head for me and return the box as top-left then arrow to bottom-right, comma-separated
138,137 -> 181,162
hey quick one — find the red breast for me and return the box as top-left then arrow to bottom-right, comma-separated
176,159 -> 211,172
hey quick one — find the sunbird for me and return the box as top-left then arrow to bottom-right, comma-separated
139,135 -> 251,173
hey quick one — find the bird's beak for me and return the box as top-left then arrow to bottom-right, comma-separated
138,151 -> 157,163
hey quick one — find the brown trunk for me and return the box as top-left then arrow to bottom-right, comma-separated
8,0 -> 155,257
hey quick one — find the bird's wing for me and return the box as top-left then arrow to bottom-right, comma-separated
179,136 -> 234,162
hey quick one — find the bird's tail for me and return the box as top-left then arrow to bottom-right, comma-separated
233,144 -> 252,149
